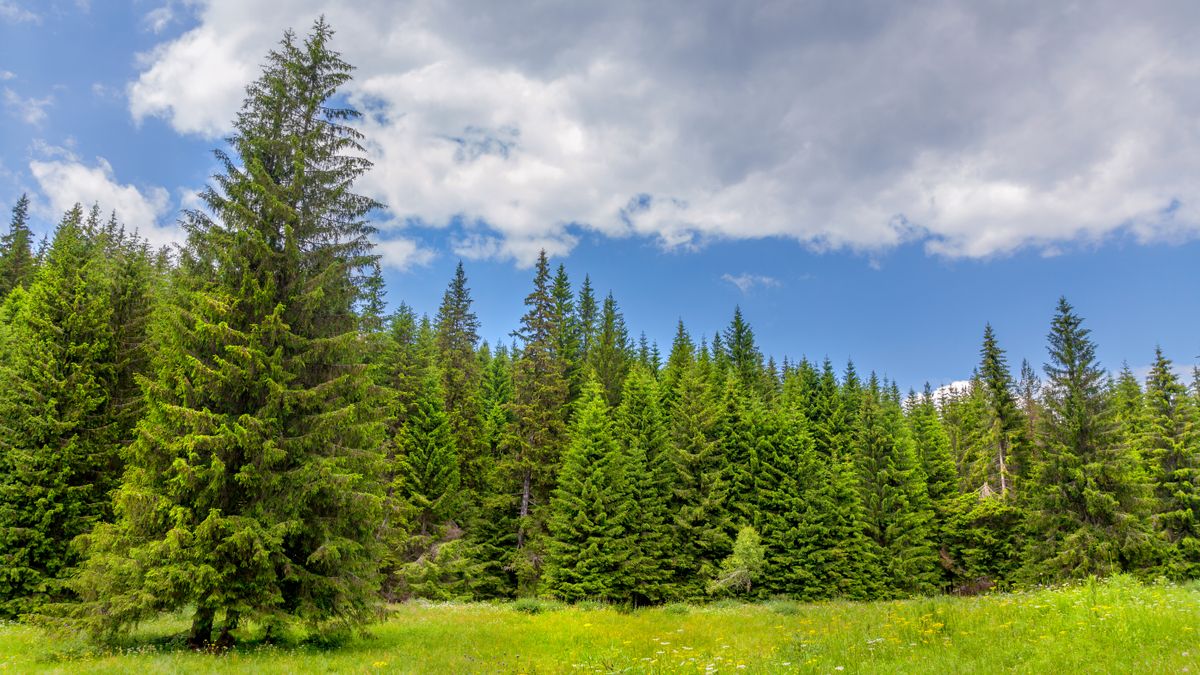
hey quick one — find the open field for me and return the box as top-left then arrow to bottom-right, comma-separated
1,577 -> 1197,673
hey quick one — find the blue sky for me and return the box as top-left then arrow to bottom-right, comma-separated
2,1 -> 1199,391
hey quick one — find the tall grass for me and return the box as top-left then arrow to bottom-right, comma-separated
1,576 -> 1196,673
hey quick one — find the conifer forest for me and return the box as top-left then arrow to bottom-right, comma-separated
1,21 -> 1198,657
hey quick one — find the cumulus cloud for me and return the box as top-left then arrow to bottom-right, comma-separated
721,273 -> 781,294
375,236 -> 435,271
29,154 -> 181,248
0,71 -> 13,81
4,88 -> 52,125
127,1 -> 1200,265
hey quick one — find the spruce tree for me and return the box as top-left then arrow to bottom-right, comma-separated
397,367 -> 460,537
613,366 -> 675,603
723,306 -> 763,394
658,319 -> 694,409
1140,348 -> 1200,577
507,250 -> 569,593
589,292 -> 631,406
63,22 -> 386,645
544,378 -> 633,602
667,359 -> 732,598
977,325 -> 1028,497
0,194 -> 35,297
576,274 -> 598,360
434,262 -> 485,495
551,264 -> 584,406
853,375 -> 939,596
0,207 -> 120,617
1023,298 -> 1161,582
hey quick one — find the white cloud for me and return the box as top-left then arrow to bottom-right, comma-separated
931,380 -> 973,406
142,4 -> 176,33
29,154 -> 181,249
127,1 -> 1200,266
721,273 -> 781,294
375,236 -> 435,271
0,71 -> 13,81
4,88 -> 52,125
0,1 -> 38,23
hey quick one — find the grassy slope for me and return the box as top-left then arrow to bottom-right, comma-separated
1,577 -> 1197,673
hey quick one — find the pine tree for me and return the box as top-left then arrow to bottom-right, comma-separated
0,194 -> 35,297
1023,298 -> 1161,582
1140,348 -> 1200,577
507,250 -> 569,593
434,262 -> 486,495
0,207 -> 120,617
62,22 -> 386,645
544,378 -> 634,602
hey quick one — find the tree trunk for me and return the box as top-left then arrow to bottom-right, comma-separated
188,606 -> 215,649
517,469 -> 532,547
214,610 -> 240,650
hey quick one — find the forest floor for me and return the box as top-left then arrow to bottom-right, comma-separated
1,576 -> 1197,673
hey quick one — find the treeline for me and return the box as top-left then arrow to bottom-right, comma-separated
0,20 -> 1198,647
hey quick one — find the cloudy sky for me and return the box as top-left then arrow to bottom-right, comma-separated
2,0 -> 1199,388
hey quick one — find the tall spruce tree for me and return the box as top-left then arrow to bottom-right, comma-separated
1023,298 -> 1161,582
434,262 -> 485,495
0,207 -> 120,617
507,250 -> 569,593
62,22 -> 387,645
0,194 -> 35,297
1140,348 -> 1200,577
667,359 -> 732,598
589,292 -> 631,406
545,377 -> 633,602
614,366 -> 675,603
853,376 -> 939,597
977,325 -> 1028,497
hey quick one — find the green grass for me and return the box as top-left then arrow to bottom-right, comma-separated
1,576 -> 1197,673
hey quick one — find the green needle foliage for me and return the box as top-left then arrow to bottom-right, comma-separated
53,21 -> 387,646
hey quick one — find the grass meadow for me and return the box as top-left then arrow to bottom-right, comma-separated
0,576 -> 1196,673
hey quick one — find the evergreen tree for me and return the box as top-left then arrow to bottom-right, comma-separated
1140,348 -> 1200,577
589,292 -> 631,406
62,22 -> 386,645
977,325 -> 1028,497
551,264 -> 584,406
1113,363 -> 1147,451
853,376 -> 939,596
658,320 -> 694,408
667,360 -> 732,598
507,250 -> 569,593
0,194 -> 36,296
544,378 -> 634,602
613,366 -> 674,603
434,262 -> 486,495
576,274 -> 598,361
1023,298 -> 1161,582
397,368 -> 460,537
723,306 -> 763,394
0,207 -> 120,617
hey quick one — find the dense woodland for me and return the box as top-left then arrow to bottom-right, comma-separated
0,22 -> 1198,648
